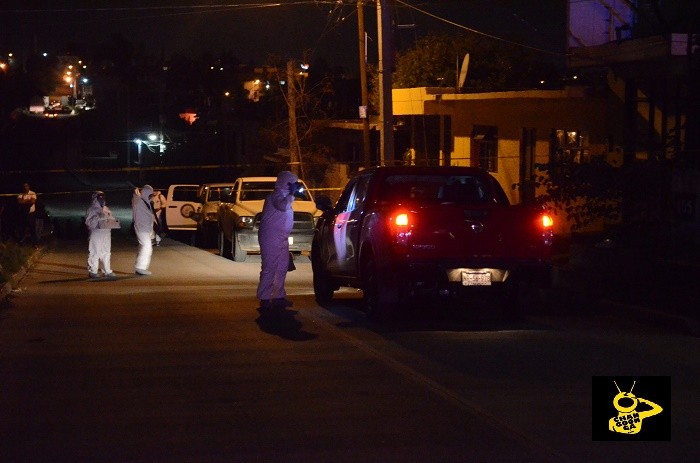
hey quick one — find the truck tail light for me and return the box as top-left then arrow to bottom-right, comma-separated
541,213 -> 553,229
395,213 -> 409,227
389,210 -> 413,249
539,212 -> 554,246
389,210 -> 412,230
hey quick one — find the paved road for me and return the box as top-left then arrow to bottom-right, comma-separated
1,237 -> 698,462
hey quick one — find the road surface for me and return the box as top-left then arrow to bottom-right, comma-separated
1,236 -> 698,462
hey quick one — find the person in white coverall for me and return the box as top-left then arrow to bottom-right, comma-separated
85,191 -> 119,279
256,171 -> 300,309
132,185 -> 155,275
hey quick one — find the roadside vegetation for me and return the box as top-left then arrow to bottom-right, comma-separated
0,241 -> 32,284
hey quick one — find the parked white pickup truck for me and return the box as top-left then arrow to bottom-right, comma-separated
217,176 -> 321,261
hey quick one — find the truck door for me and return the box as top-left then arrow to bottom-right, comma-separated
166,184 -> 200,231
334,175 -> 370,276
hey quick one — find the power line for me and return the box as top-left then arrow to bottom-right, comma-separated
2,2 -> 324,15
395,0 -> 567,56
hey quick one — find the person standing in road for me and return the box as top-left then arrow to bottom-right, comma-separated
16,183 -> 38,246
256,171 -> 301,309
151,189 -> 167,246
85,191 -> 120,279
132,185 -> 155,275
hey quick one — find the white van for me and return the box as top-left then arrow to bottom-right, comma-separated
166,182 -> 236,247
165,184 -> 200,231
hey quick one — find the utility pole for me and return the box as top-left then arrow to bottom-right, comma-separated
287,60 -> 302,177
358,0 -> 371,168
377,0 -> 395,166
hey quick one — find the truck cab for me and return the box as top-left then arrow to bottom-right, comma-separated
196,182 -> 236,247
217,176 -> 321,261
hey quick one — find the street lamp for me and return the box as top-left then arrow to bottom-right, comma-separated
133,132 -> 169,165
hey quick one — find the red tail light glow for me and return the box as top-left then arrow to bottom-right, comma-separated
395,213 -> 409,227
542,214 -> 554,229
389,210 -> 413,250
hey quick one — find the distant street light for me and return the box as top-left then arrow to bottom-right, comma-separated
132,132 -> 169,165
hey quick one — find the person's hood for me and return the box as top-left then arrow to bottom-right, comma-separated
274,171 -> 298,192
141,185 -> 154,200
91,191 -> 105,208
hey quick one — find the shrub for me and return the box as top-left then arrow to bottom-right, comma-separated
0,241 -> 32,284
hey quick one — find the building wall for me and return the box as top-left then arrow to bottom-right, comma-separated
442,94 -> 606,192
393,87 -> 609,234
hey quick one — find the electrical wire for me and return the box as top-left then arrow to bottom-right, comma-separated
394,0 -> 567,57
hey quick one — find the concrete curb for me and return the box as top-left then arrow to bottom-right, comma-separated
0,245 -> 45,304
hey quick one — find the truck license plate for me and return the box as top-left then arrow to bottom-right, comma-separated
462,271 -> 491,286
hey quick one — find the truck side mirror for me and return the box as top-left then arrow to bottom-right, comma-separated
315,195 -> 333,213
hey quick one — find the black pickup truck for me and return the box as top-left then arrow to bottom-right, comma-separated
311,166 -> 555,321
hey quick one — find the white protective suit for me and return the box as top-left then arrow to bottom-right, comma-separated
85,191 -> 118,276
132,185 -> 155,273
256,171 -> 298,303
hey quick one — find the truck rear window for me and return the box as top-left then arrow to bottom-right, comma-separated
240,182 -> 275,201
382,174 -> 495,204
240,181 -> 312,201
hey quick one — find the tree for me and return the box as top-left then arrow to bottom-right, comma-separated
530,158 -> 623,231
392,33 -> 561,92
255,53 -> 336,185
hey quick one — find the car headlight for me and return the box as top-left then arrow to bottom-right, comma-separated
237,216 -> 254,229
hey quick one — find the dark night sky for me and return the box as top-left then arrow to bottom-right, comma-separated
1,1 -> 567,72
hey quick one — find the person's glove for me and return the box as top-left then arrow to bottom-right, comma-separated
288,181 -> 305,198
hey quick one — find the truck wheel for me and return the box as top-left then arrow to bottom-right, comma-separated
232,231 -> 247,262
362,257 -> 396,322
312,250 -> 334,304
218,230 -> 232,259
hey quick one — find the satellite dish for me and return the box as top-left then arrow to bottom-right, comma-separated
458,53 -> 470,90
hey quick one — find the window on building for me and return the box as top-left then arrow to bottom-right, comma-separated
471,125 -> 498,172
550,129 -> 590,164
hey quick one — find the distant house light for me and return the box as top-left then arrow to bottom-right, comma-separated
179,112 -> 199,125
